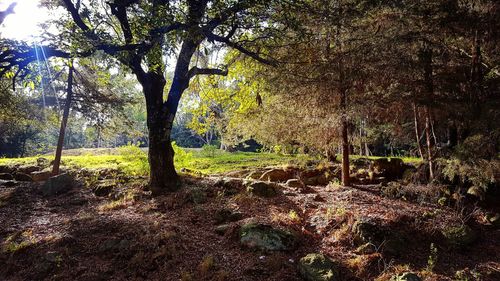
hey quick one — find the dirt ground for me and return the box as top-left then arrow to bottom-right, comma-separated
1,176 -> 499,281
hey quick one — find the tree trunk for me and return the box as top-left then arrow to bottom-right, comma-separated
413,102 -> 424,159
424,105 -> 434,180
52,63 -> 74,176
141,72 -> 180,195
421,46 -> 434,181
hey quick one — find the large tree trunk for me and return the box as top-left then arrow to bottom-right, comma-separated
52,63 -> 74,176
141,72 -> 180,195
340,86 -> 350,186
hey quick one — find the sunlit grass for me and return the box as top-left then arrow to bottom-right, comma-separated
0,147 -> 422,176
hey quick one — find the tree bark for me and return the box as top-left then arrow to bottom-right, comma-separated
52,63 -> 74,176
140,72 -> 180,195
340,87 -> 350,186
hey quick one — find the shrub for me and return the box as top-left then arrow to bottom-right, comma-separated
172,142 -> 193,167
201,144 -> 219,157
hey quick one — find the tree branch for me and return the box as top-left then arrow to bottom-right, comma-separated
188,66 -> 228,79
205,32 -> 277,66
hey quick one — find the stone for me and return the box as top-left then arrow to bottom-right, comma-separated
214,208 -> 243,224
246,181 -> 279,197
286,179 -> 305,189
352,218 -> 384,245
371,158 -> 406,180
0,173 -> 14,180
31,170 -> 52,182
467,186 -> 485,200
18,165 -> 40,174
37,157 -> 50,167
486,213 -> 500,229
92,180 -> 116,197
391,272 -> 422,281
215,224 -> 231,235
240,223 -> 296,251
41,173 -> 75,196
259,168 -> 294,182
298,253 -> 339,281
13,172 -> 33,182
442,225 -> 477,247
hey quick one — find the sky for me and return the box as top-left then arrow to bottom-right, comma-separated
0,0 -> 51,41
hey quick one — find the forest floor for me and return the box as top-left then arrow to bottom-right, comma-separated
1,169 -> 499,281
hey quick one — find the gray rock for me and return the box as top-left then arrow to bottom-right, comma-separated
13,172 -> 33,182
246,181 -> 279,197
41,173 -> 75,196
214,208 -> 243,224
298,253 -> 339,281
240,223 -> 296,251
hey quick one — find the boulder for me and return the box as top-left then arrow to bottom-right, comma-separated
92,179 -> 116,197
214,208 -> 243,224
391,272 -> 422,281
239,223 -> 296,251
246,181 -> 279,197
371,158 -> 406,180
298,253 -> 339,281
37,157 -> 50,168
18,165 -> 40,174
259,168 -> 294,182
286,179 -> 305,189
13,172 -> 33,182
352,218 -> 384,245
41,173 -> 75,196
0,173 -> 14,180
442,225 -> 477,247
31,170 -> 52,182
467,186 -> 485,200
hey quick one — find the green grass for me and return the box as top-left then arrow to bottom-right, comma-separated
0,147 -> 421,176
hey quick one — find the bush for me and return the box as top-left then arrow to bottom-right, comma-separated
117,143 -> 149,175
440,134 -> 499,193
172,142 -> 193,167
201,144 -> 219,157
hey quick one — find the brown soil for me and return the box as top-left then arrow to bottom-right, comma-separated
0,177 -> 499,281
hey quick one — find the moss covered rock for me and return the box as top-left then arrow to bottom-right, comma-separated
442,225 -> 477,247
246,181 -> 279,197
298,253 -> 339,281
239,223 -> 296,251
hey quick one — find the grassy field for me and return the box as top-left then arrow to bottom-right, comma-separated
0,146 -> 421,176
